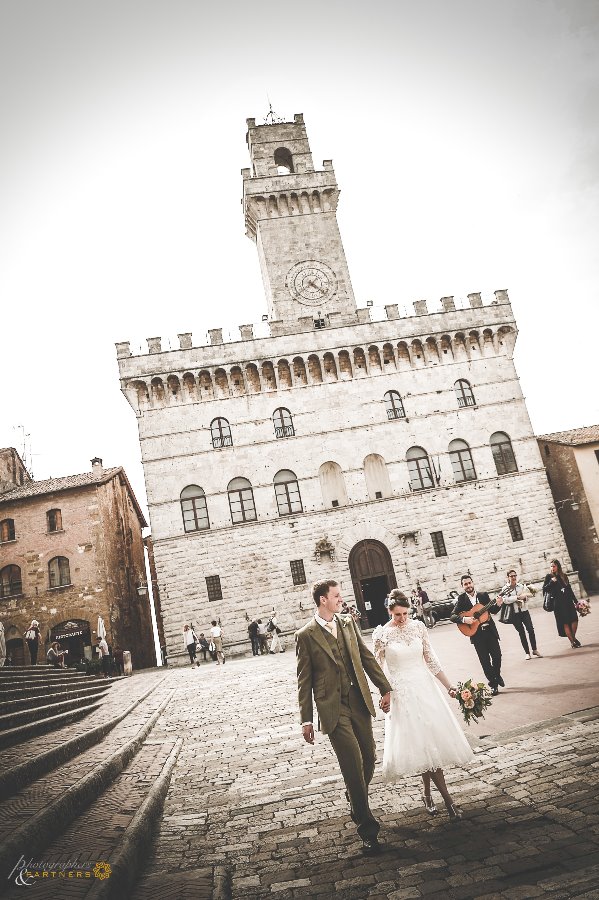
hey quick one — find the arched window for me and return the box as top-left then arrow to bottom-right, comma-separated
490,432 -> 518,475
0,519 -> 15,542
47,509 -> 62,532
454,379 -> 476,408
274,147 -> 294,174
384,391 -> 406,420
0,564 -> 22,598
273,408 -> 295,439
274,470 -> 303,516
227,478 -> 256,524
406,447 -> 434,491
180,485 -> 209,532
48,556 -> 71,588
449,439 -> 477,482
211,418 -> 232,449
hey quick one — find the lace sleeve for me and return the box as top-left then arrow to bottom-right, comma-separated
419,622 -> 442,675
371,625 -> 386,668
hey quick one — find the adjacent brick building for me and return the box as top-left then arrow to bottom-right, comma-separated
0,450 -> 157,668
538,426 -> 599,592
115,112 -> 576,664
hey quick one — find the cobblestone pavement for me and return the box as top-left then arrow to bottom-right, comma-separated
134,608 -> 599,900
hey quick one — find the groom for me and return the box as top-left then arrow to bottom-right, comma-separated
296,580 -> 392,854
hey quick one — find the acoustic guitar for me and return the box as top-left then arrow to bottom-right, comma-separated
456,595 -> 503,638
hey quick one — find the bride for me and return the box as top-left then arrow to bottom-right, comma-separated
372,591 -> 474,820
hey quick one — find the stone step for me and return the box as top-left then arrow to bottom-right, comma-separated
0,680 -> 175,894
0,674 -> 167,795
0,689 -> 112,731
1,738 -> 183,899
0,680 -> 106,703
0,683 -> 110,713
0,701 -> 103,751
0,666 -> 82,678
0,675 -> 92,692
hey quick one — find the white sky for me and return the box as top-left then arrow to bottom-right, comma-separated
1,0 -> 598,519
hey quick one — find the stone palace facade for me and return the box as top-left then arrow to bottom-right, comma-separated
116,113 -> 573,663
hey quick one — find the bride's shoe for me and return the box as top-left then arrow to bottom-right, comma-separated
422,794 -> 437,816
446,804 -> 462,823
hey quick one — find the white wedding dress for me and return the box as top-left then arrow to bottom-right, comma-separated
372,620 -> 474,779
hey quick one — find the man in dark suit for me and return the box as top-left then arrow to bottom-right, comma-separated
450,575 -> 505,695
296,579 -> 392,855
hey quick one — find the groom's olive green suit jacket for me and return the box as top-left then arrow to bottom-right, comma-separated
296,614 -> 392,735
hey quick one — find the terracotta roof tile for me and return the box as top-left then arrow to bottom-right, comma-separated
537,424 -> 599,446
0,467 -> 122,503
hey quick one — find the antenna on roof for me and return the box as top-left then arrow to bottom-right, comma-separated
264,97 -> 284,125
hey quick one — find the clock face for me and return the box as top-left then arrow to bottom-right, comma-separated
286,260 -> 337,306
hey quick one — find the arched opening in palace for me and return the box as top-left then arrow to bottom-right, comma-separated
348,539 -> 397,629
50,619 -> 92,666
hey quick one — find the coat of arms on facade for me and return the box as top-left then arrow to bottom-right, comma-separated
314,536 -> 335,563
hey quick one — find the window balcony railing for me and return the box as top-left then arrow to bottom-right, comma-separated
274,425 -> 295,438
212,435 -> 233,449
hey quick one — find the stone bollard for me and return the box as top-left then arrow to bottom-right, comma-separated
123,651 -> 133,676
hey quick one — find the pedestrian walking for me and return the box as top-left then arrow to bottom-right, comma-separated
96,636 -> 111,678
113,648 -> 124,675
267,613 -> 284,653
0,620 -> 5,668
210,620 -> 225,664
451,575 -> 505,695
498,569 -> 542,659
296,579 -> 392,855
256,620 -> 268,654
542,559 -> 581,649
25,619 -> 41,665
373,595 -> 473,821
416,583 -> 435,628
183,624 -> 199,667
248,619 -> 260,656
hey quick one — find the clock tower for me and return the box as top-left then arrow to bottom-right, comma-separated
242,113 -> 357,330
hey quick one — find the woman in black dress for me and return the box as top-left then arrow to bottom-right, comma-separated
543,559 -> 580,648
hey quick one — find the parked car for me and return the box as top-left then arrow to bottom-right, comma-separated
410,591 -> 459,626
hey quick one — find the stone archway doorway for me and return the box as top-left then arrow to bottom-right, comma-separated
348,539 -> 397,629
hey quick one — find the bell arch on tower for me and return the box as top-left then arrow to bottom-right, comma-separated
274,147 -> 294,174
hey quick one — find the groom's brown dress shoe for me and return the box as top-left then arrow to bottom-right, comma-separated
361,837 -> 382,856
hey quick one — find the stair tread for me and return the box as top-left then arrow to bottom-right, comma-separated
1,686 -> 111,712
0,691 -> 112,727
0,683 -> 173,842
0,673 -> 166,771
2,740 -> 179,899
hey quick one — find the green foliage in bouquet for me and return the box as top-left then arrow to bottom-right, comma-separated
455,678 -> 493,725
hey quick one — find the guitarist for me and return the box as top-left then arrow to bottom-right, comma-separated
450,575 -> 505,696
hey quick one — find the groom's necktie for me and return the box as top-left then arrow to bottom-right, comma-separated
324,620 -> 337,639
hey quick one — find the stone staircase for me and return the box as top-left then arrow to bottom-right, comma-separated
0,669 -> 185,899
0,666 -> 112,750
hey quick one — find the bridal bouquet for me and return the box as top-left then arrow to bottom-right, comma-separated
576,598 -> 591,617
455,679 -> 493,726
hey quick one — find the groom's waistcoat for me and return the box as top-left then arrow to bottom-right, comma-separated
321,626 -> 356,699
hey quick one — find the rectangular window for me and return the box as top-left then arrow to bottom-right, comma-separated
375,491 -> 383,499
47,509 -> 63,532
595,449 -> 599,465
206,575 -> 222,602
508,517 -> 523,542
331,499 -> 339,508
430,531 -> 447,557
290,559 -> 306,586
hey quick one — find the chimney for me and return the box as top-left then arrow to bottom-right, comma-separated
91,457 -> 103,475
